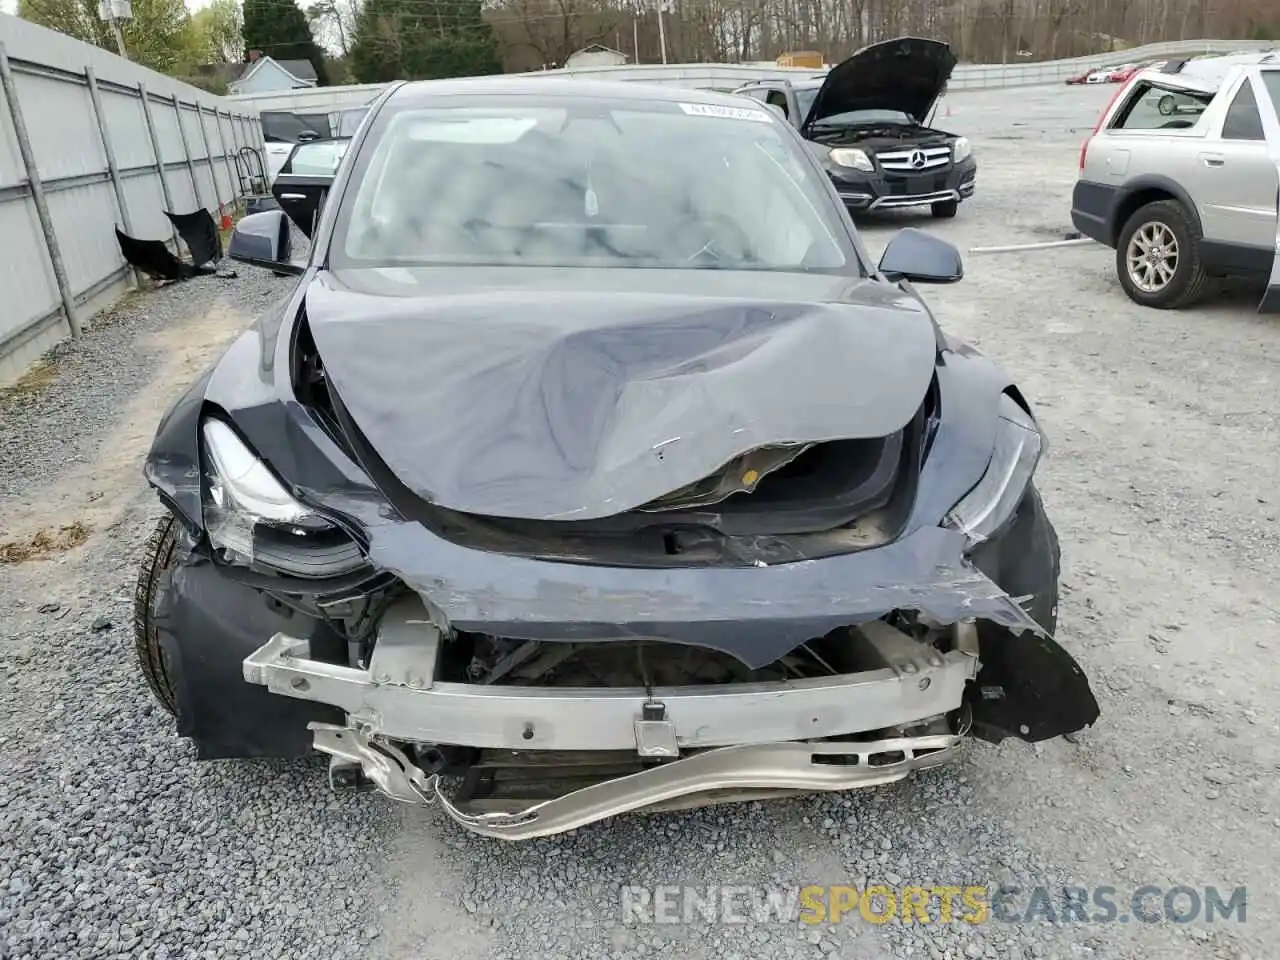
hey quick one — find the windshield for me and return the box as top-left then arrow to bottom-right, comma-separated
332,98 -> 854,272
812,108 -> 915,127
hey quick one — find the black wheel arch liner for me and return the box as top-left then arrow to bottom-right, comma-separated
1107,174 -> 1203,246
966,484 -> 1099,742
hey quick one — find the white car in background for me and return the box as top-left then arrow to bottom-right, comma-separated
264,141 -> 298,183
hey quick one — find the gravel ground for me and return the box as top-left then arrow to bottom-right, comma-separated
2,83 -> 1277,960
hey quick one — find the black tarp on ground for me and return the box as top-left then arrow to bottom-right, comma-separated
116,209 -> 224,283
165,209 -> 222,268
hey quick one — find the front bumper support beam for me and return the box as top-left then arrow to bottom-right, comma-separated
243,614 -> 977,753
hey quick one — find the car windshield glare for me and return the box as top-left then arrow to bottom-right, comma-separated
333,99 -> 853,272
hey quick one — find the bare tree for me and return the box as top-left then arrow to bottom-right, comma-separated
480,0 -> 1272,70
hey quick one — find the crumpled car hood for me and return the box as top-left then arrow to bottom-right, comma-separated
304,268 -> 940,521
803,37 -> 957,130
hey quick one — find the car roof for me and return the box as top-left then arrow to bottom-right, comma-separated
1128,68 -> 1220,94
1175,51 -> 1280,86
386,76 -> 762,109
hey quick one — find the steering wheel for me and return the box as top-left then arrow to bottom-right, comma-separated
670,213 -> 754,264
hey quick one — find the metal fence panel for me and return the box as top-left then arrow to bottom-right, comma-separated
0,192 -> 59,361
12,67 -> 103,181
45,180 -> 128,299
0,14 -> 259,386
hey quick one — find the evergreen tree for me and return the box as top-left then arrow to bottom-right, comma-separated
349,0 -> 501,83
242,0 -> 330,85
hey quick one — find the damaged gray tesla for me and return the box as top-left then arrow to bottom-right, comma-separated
136,77 -> 1099,840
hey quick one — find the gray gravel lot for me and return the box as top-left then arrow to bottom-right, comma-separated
2,83 -> 1277,960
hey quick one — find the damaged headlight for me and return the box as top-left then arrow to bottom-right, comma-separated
201,418 -> 366,578
828,147 -> 875,172
952,137 -> 972,162
944,394 -> 1042,544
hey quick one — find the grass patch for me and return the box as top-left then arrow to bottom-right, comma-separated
0,359 -> 59,410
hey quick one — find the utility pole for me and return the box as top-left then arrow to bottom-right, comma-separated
97,0 -> 132,59
657,0 -> 668,64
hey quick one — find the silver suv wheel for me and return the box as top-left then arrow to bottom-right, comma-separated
1124,221 -> 1179,293
1114,199 -> 1210,310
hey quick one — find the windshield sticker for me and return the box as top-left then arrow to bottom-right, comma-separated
679,102 -> 774,123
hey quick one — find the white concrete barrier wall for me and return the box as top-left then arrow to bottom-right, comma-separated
228,38 -> 1278,116
0,14 -> 263,385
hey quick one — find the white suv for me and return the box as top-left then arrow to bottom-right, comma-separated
1072,57 -> 1280,311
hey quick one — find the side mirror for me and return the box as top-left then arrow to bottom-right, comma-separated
227,209 -> 302,275
878,228 -> 963,284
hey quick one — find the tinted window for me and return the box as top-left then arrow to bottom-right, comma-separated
764,90 -> 789,118
795,87 -> 818,122
284,139 -> 350,176
261,111 -> 327,143
296,112 -> 334,137
1112,83 -> 1212,130
1263,72 -> 1280,123
334,99 -> 854,273
1221,81 -> 1265,140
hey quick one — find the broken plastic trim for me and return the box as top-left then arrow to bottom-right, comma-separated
944,394 -> 1042,544
312,724 -> 961,840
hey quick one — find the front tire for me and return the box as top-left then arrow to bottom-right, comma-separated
931,199 -> 959,219
1115,199 -> 1210,309
133,515 -> 179,715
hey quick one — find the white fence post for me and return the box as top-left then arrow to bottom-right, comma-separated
0,42 -> 80,338
138,81 -> 181,251
84,65 -> 137,289
173,96 -> 203,212
213,109 -> 239,205
194,104 -> 225,216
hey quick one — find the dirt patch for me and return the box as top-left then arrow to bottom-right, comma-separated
0,521 -> 91,564
0,300 -> 251,545
0,360 -> 59,410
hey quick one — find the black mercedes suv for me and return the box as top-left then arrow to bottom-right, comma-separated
735,38 -> 977,218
